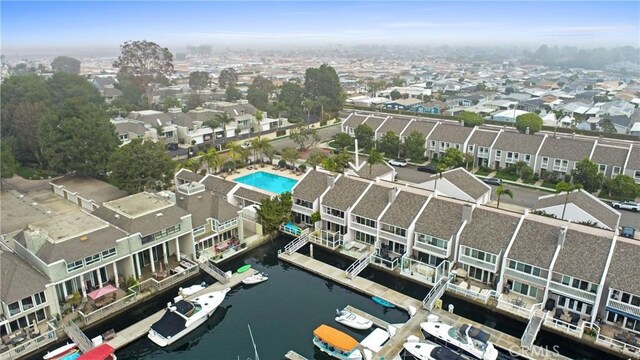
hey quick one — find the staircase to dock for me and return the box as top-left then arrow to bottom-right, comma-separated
64,321 -> 94,353
283,230 -> 310,255
422,274 -> 451,310
521,304 -> 546,350
346,251 -> 372,279
199,260 -> 230,284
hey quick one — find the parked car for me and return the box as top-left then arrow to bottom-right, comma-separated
620,226 -> 636,239
611,201 -> 640,212
166,142 -> 179,151
241,141 -> 252,149
483,177 -> 502,186
417,164 -> 438,173
388,159 -> 407,167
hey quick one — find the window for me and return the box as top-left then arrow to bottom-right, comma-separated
495,150 -> 502,161
439,141 -> 445,149
101,248 -> 116,260
294,199 -> 313,209
512,281 -> 538,298
417,234 -> 448,249
354,215 -> 376,228
8,302 -> 20,316
20,296 -> 34,311
33,291 -> 46,306
508,260 -> 543,277
612,166 -> 621,176
559,274 -> 597,293
162,131 -> 174,138
67,259 -> 83,272
355,231 -> 376,245
598,164 -> 606,174
635,170 -> 640,180
84,253 -> 101,266
430,141 -> 436,150
381,223 -> 406,237
193,225 -> 205,236
118,134 -> 128,142
524,154 -> 531,165
463,247 -> 497,264
468,145 -> 474,152
324,207 -> 344,219
454,144 -> 460,150
553,159 -> 569,172
541,157 -> 549,169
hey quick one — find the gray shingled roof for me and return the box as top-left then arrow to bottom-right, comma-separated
414,198 -> 465,240
322,177 -> 370,211
363,115 -> 387,132
114,120 -> 147,136
356,162 -> 394,180
493,131 -> 545,155
343,113 -> 369,128
201,175 -> 237,195
459,208 -> 521,254
93,204 -> 189,237
352,184 -> 392,220
234,187 -> 271,203
292,170 -> 334,203
538,137 -> 595,161
1,251 -> 50,304
376,117 -> 411,136
176,169 -> 204,184
534,189 -> 620,230
176,192 -> 239,226
468,129 -> 500,147
627,146 -> 640,170
400,120 -> 437,138
381,191 -> 429,229
553,229 -> 612,284
508,218 -> 561,269
428,123 -> 473,144
591,144 -> 630,168
607,240 -> 640,295
429,168 -> 490,201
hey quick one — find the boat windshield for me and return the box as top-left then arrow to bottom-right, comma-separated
449,328 -> 465,343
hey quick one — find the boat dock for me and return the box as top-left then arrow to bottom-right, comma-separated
344,305 -> 390,329
284,349 -> 308,360
106,269 -> 258,350
278,251 -> 571,360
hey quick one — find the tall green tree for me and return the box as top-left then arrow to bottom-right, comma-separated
441,148 -> 465,168
278,81 -> 304,120
162,96 -> 181,112
199,147 -> 220,173
108,139 -> 174,193
306,149 -> 328,170
606,175 -> 640,199
459,111 -> 484,127
281,147 -> 300,169
378,132 -> 401,158
402,131 -> 426,162
0,139 -> 18,178
332,133 -> 353,151
113,40 -> 174,104
495,186 -> 513,209
599,119 -> 617,134
8,101 -> 49,165
304,64 -> 343,117
556,181 -> 582,219
390,90 -> 402,100
247,75 -> 273,110
256,192 -> 292,238
289,124 -> 320,150
515,113 -> 543,134
225,85 -> 243,101
366,149 -> 385,178
211,112 -> 235,139
218,68 -> 238,89
51,56 -> 81,74
0,74 -> 51,138
572,158 -> 604,192
39,99 -> 119,176
188,71 -> 210,90
47,72 -> 104,110
321,151 -> 352,173
354,124 -> 375,151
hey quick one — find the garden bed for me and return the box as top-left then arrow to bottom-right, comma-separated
475,168 -> 492,176
494,171 -> 520,182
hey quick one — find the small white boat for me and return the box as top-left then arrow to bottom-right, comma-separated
420,317 -> 498,360
179,282 -> 207,297
242,272 -> 268,285
43,343 -> 77,360
403,340 -> 467,360
335,308 -> 373,330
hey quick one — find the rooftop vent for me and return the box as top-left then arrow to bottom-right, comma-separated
156,213 -> 163,217
80,236 -> 88,241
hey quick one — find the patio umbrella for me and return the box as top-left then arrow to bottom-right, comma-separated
87,284 -> 117,300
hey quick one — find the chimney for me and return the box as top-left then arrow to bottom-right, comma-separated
557,225 -> 568,248
525,127 -> 530,135
354,139 -> 360,168
461,120 -> 465,127
389,187 -> 398,203
462,204 -> 473,223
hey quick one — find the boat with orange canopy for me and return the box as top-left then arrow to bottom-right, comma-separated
312,324 -> 362,360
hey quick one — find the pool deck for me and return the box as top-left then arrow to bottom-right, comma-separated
227,166 -> 304,182
106,269 -> 258,351
277,251 -> 571,360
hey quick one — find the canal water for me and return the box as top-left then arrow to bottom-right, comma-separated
30,237 -> 618,360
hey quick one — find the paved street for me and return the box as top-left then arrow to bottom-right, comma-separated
271,125 -> 341,150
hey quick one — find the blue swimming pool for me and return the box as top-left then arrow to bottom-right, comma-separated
234,171 -> 298,194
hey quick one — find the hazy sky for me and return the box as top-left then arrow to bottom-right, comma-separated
2,1 -> 639,54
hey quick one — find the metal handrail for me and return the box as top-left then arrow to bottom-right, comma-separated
346,252 -> 371,279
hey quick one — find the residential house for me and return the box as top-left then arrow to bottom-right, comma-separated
415,168 -> 491,204
490,131 -> 546,170
492,109 -> 531,123
624,146 -> 640,183
291,170 -> 335,227
399,119 -> 437,145
111,118 -> 153,145
466,129 -> 500,167
349,184 -> 394,248
383,98 -> 423,111
534,189 -> 621,231
320,176 -> 371,237
603,239 -> 640,335
342,113 -> 369,136
426,123 -> 474,160
361,115 -> 388,140
91,76 -> 122,103
375,116 -> 412,141
591,144 -> 631,178
535,137 -> 596,178
353,162 -> 396,181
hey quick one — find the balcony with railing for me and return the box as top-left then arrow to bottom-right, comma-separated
458,254 -> 498,273
379,228 -> 408,244
321,212 -> 346,226
606,298 -> 640,318
399,256 -> 439,285
548,281 -> 597,303
292,203 -> 314,215
504,267 -> 548,288
370,249 -> 399,271
308,230 -> 342,250
413,239 -> 448,257
349,221 -> 377,235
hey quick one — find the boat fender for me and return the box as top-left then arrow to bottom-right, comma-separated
201,281 -> 206,287
406,335 -> 420,343
363,349 -> 373,360
166,302 -> 172,308
427,314 -> 439,323
388,325 -> 397,338
407,305 -> 417,317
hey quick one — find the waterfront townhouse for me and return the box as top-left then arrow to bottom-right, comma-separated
200,174 -> 239,197
456,207 -> 522,286
320,176 -> 371,240
398,119 -> 437,144
466,129 -> 500,168
491,131 -> 546,170
374,116 -> 411,142
174,182 -> 243,258
426,123 -> 474,160
404,197 -> 468,284
603,238 -> 640,335
418,168 -> 491,204
341,113 -> 369,136
175,168 -> 205,186
534,189 -> 621,230
361,114 -> 388,140
349,184 -> 394,248
291,169 -> 335,226
375,189 -> 430,269
546,225 -> 613,322
624,146 -> 640,183
230,186 -> 271,208
92,192 -> 194,282
535,137 -> 596,178
0,249 -> 54,337
590,143 -> 632,178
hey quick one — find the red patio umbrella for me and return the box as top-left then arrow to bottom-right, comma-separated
87,284 -> 117,300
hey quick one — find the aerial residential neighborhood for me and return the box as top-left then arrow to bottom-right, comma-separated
0,1 -> 639,360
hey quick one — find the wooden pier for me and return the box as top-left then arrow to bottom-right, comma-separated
278,251 -> 572,360
284,349 -> 308,360
344,305 -> 390,329
106,269 -> 258,350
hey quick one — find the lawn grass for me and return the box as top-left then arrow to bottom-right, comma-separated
541,180 -> 559,190
475,168 -> 492,176
523,178 -> 538,185
326,140 -> 355,152
16,166 -> 57,180
494,171 -> 520,182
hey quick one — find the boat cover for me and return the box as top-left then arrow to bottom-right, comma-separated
430,346 -> 463,360
151,308 -> 188,338
313,324 -> 358,351
77,344 -> 114,360
460,324 -> 490,343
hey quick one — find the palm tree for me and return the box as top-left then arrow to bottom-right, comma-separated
263,144 -> 276,167
556,181 -> 581,219
306,149 -> 328,170
366,149 -> 385,178
496,185 -> 513,209
213,112 -> 235,141
281,147 -> 300,171
226,142 -> 244,172
199,147 -> 220,174
432,163 -> 447,193
179,157 -> 203,173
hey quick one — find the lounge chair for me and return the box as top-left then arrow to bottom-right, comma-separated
570,312 -> 580,326
554,308 -> 564,320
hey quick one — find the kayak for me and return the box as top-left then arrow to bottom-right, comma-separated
237,264 -> 251,273
372,296 -> 396,308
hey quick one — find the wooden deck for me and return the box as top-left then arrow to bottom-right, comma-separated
277,251 -> 572,360
284,349 -> 308,360
106,269 -> 258,350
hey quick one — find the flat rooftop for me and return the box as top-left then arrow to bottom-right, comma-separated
29,210 -> 108,243
51,176 -> 128,204
0,190 -> 78,235
103,192 -> 174,218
